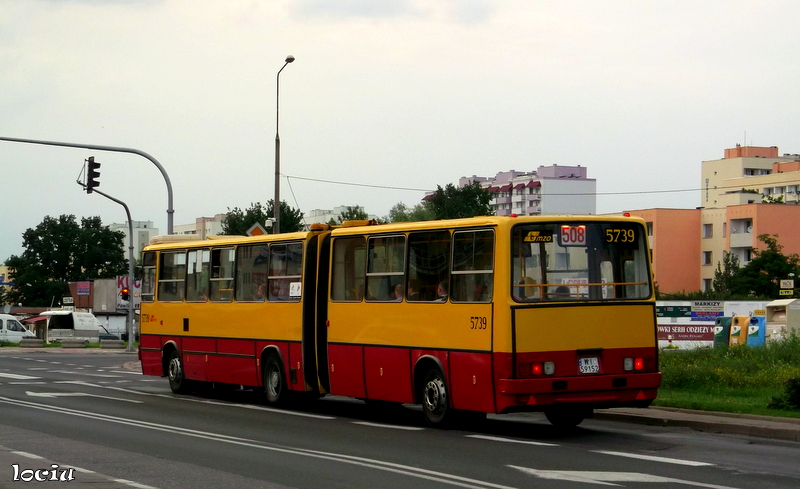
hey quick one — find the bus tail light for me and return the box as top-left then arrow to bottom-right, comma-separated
519,362 -> 556,377
624,357 -> 645,371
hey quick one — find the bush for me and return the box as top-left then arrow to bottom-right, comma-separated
768,377 -> 800,411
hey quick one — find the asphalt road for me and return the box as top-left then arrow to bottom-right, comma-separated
1,351 -> 799,489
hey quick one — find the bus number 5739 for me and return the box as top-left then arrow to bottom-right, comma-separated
470,316 -> 487,330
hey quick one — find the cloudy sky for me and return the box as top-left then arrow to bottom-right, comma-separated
2,0 -> 798,260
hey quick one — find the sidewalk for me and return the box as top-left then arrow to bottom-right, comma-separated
594,406 -> 800,442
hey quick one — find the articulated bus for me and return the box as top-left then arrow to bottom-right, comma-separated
139,215 -> 661,427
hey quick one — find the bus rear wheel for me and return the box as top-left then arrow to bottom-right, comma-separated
545,407 -> 591,428
421,368 -> 450,428
167,350 -> 192,394
263,354 -> 286,406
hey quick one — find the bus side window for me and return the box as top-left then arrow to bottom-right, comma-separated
407,231 -> 450,302
366,235 -> 405,301
186,249 -> 210,302
210,248 -> 235,302
158,251 -> 186,302
268,243 -> 303,301
141,251 -> 156,303
451,229 -> 494,303
235,244 -> 269,302
331,237 -> 366,301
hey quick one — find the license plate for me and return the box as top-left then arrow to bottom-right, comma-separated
578,357 -> 600,374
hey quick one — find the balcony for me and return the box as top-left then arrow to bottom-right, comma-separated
729,231 -> 753,248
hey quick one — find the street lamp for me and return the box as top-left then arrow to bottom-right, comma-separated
274,54 -> 295,234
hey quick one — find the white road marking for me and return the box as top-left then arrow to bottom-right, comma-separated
466,434 -> 558,447
26,391 -> 143,403
113,479 -> 159,489
54,381 -> 337,419
109,370 -> 143,375
352,421 -> 424,431
0,372 -> 40,380
9,381 -> 47,385
47,370 -> 121,378
11,451 -> 44,460
508,466 -> 740,489
593,450 -> 713,466
1,395 -> 517,489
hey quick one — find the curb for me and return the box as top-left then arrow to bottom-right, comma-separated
594,408 -> 800,442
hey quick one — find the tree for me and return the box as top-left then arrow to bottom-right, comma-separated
731,234 -> 800,297
4,215 -> 127,307
426,182 -> 493,220
713,252 -> 740,294
220,200 -> 304,235
337,205 -> 368,224
386,202 -> 435,222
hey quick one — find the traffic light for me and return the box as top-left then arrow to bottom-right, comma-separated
86,156 -> 101,194
120,287 -> 130,301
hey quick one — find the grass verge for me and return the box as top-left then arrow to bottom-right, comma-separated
655,335 -> 800,418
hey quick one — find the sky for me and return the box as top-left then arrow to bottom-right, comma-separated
2,0 -> 799,260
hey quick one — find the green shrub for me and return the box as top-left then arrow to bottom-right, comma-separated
768,377 -> 800,411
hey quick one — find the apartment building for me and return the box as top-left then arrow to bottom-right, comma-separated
460,165 -> 596,216
627,145 -> 800,293
174,214 -> 226,239
109,220 -> 160,257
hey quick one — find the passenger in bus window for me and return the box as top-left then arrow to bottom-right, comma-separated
552,285 -> 571,299
435,281 -> 449,302
256,283 -> 266,301
407,280 -> 421,301
513,277 -> 538,302
391,284 -> 404,301
473,280 -> 489,302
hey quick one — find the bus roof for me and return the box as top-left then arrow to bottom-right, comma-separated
142,215 -> 646,250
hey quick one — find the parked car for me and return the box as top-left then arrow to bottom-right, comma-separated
0,314 -> 37,344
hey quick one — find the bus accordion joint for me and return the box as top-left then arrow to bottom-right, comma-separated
309,223 -> 331,231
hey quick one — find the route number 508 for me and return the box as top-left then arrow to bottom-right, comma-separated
470,316 -> 487,330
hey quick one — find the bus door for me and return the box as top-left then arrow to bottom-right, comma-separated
314,234 -> 331,394
301,234 -> 322,394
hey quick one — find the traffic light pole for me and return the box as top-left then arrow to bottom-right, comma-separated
0,136 -> 174,234
77,179 -> 136,353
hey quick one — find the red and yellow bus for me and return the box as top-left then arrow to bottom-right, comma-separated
139,215 -> 660,427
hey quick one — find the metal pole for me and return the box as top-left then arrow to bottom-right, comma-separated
274,55 -> 294,234
1,136 -> 174,234
76,180 -> 136,353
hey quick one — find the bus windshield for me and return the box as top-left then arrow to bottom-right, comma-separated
512,221 -> 651,301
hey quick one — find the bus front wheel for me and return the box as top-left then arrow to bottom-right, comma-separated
421,368 -> 450,428
263,354 -> 286,406
167,350 -> 192,394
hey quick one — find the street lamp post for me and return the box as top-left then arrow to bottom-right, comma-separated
274,55 -> 295,234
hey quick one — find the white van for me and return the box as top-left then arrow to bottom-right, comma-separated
41,311 -> 101,343
0,314 -> 36,344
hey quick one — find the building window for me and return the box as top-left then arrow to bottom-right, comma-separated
702,224 -> 713,238
646,222 -> 653,237
702,251 -> 712,265
722,222 -> 727,237
703,279 -> 713,291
